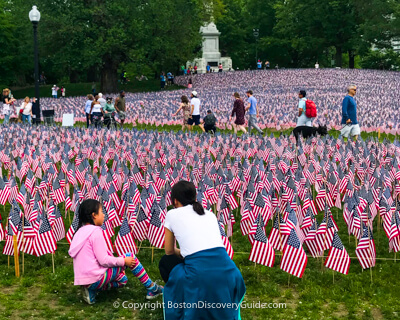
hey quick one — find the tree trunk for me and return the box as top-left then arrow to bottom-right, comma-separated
335,46 -> 342,68
100,57 -> 118,93
348,50 -> 355,69
69,70 -> 80,83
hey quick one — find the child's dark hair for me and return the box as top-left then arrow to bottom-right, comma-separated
77,199 -> 102,229
171,180 -> 204,215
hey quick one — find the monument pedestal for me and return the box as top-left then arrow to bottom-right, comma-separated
187,22 -> 232,73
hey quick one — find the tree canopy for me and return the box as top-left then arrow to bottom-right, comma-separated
0,0 -> 399,92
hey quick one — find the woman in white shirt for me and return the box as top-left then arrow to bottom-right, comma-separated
89,95 -> 102,128
161,180 -> 246,320
21,97 -> 32,125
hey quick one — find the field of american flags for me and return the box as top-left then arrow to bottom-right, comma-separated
0,124 -> 399,319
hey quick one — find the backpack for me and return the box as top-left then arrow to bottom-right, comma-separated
305,99 -> 317,118
205,114 -> 216,126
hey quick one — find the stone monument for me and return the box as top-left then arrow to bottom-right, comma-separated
187,21 -> 232,73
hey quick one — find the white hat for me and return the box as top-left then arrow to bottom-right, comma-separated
192,91 -> 197,97
98,93 -> 103,98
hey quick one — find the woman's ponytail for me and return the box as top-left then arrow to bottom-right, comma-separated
192,201 -> 205,216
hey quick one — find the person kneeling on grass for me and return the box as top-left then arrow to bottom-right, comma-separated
202,109 -> 217,134
160,181 -> 246,320
68,199 -> 163,305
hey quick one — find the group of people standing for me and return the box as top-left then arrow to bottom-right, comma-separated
84,91 -> 126,128
2,88 -> 37,125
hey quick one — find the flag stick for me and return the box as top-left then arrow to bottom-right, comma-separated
22,211 -> 25,275
13,235 -> 20,278
52,252 -> 55,274
366,205 -> 373,283
333,270 -> 335,284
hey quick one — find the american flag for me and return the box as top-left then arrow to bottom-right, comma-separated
33,213 -> 57,256
268,213 -> 290,251
324,232 -> 350,274
52,179 -> 65,205
249,214 -> 274,267
0,177 -> 10,205
280,229 -> 308,278
66,203 -> 80,244
51,206 -> 65,242
147,202 -> 165,248
132,205 -> 149,241
355,223 -> 376,269
114,215 -> 138,256
8,202 -> 22,235
218,214 -> 234,259
304,220 -> 321,258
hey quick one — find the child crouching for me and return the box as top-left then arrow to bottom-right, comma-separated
68,199 -> 163,304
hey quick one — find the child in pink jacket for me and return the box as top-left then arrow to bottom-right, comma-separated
68,199 -> 163,304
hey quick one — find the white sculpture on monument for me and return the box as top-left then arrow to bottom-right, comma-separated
187,15 -> 232,74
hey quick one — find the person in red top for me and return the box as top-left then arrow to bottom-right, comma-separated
218,63 -> 223,73
229,92 -> 247,134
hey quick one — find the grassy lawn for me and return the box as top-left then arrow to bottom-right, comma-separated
0,125 -> 398,320
0,202 -> 398,320
10,80 -> 184,99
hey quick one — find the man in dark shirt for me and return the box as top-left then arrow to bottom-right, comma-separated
203,110 -> 217,134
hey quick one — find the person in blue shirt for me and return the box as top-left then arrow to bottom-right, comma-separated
296,90 -> 312,127
160,73 -> 166,89
245,90 -> 263,135
206,64 -> 211,73
257,60 -> 262,70
340,85 -> 360,140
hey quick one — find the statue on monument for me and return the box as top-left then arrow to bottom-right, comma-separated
186,4 -> 232,74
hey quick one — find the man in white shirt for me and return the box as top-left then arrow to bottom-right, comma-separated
51,85 -> 58,99
188,91 -> 205,132
97,93 -> 106,109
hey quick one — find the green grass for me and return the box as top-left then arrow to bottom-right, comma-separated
10,79 -> 184,99
0,125 -> 398,319
0,202 -> 398,320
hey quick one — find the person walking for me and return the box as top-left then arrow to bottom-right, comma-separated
85,94 -> 94,128
296,90 -> 312,127
2,88 -> 15,124
21,97 -> 33,124
89,95 -> 102,128
229,92 -> 247,134
97,93 -> 106,109
114,90 -> 126,125
102,97 -> 116,129
61,86 -> 66,98
172,95 -> 191,131
340,85 -> 360,140
245,90 -> 263,135
188,91 -> 205,132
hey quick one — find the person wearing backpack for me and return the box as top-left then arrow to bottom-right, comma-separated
202,110 -> 217,134
296,90 -> 314,127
